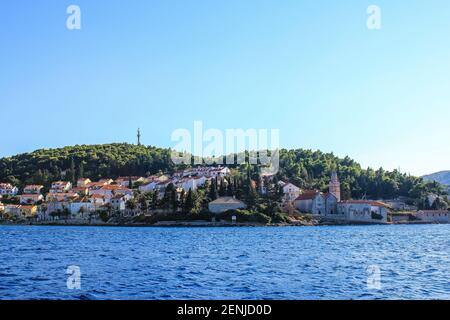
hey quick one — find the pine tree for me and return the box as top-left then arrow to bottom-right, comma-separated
170,187 -> 178,211
69,157 -> 76,184
208,180 -> 218,201
184,189 -> 194,213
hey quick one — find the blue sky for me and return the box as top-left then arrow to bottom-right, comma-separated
1,0 -> 449,176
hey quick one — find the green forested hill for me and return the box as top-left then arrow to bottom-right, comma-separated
0,144 -> 447,204
0,143 -> 175,187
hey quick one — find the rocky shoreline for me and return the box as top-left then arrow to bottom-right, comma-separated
2,218 -> 441,228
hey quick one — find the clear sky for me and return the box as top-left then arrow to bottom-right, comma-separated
1,0 -> 449,176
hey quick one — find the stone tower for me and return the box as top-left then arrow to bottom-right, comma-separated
329,170 -> 341,202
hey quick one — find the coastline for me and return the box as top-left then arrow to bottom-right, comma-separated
0,219 -> 444,228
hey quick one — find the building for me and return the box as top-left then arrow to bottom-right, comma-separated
68,198 -> 94,218
329,170 -> 341,202
71,186 -> 89,196
111,194 -> 131,211
208,197 -> 246,213
77,178 -> 92,187
337,200 -> 389,224
282,183 -> 301,202
46,192 -> 78,202
49,181 -> 72,193
19,194 -> 44,204
384,199 -> 417,211
115,177 -> 145,188
294,190 -> 322,214
4,204 -> 38,219
23,185 -> 44,194
89,185 -> 133,201
417,210 -> 449,223
0,183 -> 18,196
174,166 -> 231,179
294,171 -> 341,215
89,194 -> 107,210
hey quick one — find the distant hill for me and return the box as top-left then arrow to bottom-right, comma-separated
422,171 -> 450,194
422,171 -> 450,185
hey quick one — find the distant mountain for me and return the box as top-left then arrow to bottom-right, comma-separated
422,171 -> 450,186
422,171 -> 450,194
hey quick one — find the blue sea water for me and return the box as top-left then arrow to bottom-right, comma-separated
0,224 -> 448,300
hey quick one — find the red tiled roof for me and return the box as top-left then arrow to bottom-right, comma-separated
340,200 -> 388,207
295,192 -> 320,201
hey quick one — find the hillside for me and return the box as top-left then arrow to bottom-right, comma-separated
422,171 -> 450,186
422,171 -> 450,194
0,143 -> 448,203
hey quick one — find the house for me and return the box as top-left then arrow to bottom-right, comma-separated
19,194 -> 44,204
175,166 -> 231,179
337,200 -> 389,224
23,185 -> 44,194
46,192 -> 79,202
383,199 -> 417,211
115,176 -> 145,188
138,175 -> 169,193
71,186 -> 89,196
208,197 -> 246,213
68,198 -> 94,218
85,181 -> 110,189
0,183 -> 18,196
4,204 -> 38,219
294,171 -> 341,215
175,177 -> 200,193
89,194 -> 107,210
139,181 -> 159,193
111,194 -> 131,211
77,178 -> 92,187
417,210 -> 449,223
281,182 -> 301,202
49,181 -> 72,193
98,179 -> 114,184
89,185 -> 133,201
294,190 -> 324,214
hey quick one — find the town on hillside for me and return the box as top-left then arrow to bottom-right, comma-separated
0,166 -> 449,225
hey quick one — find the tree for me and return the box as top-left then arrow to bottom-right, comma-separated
183,189 -> 194,213
126,199 -> 137,211
139,195 -> 148,213
208,180 -> 218,201
170,187 -> 178,211
151,190 -> 159,210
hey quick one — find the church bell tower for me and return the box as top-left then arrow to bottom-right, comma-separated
329,170 -> 341,202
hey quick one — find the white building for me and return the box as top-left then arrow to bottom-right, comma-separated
337,200 -> 389,224
49,181 -> 72,193
174,166 -> 231,179
23,185 -> 44,194
281,182 -> 301,202
115,176 -> 145,188
77,178 -> 92,187
19,194 -> 44,204
208,197 -> 246,214
111,194 -> 131,211
89,185 -> 133,201
0,183 -> 18,196
417,210 -> 449,223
